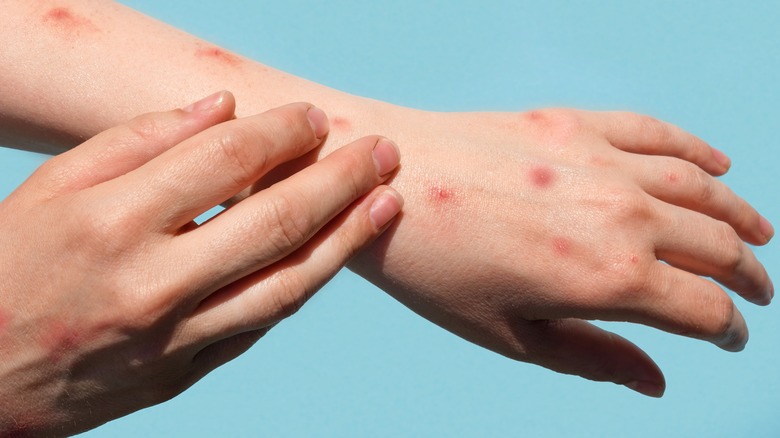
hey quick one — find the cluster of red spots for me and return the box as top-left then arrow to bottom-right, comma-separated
195,46 -> 242,67
41,7 -> 97,37
552,237 -> 571,257
529,165 -> 556,189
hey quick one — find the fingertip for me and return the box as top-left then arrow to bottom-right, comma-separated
369,187 -> 404,230
182,90 -> 232,114
373,138 -> 401,176
307,105 -> 329,139
759,215 -> 775,243
710,147 -> 732,173
624,379 -> 666,398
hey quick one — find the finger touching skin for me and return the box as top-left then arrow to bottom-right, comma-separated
173,136 -> 402,308
180,185 -> 403,354
27,91 -> 236,200
99,101 -> 330,230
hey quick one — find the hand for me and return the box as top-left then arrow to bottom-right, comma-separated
348,107 -> 773,397
0,91 -> 403,435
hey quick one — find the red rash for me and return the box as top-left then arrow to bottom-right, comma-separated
529,165 -> 555,188
629,254 -> 639,264
552,237 -> 571,257
195,46 -> 242,67
41,7 -> 97,36
664,172 -> 680,184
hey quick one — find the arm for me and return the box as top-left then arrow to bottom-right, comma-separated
0,0 -> 773,396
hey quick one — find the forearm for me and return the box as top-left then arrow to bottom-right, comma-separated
0,0 -> 402,154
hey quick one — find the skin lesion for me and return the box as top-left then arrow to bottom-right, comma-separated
427,185 -> 456,207
194,44 -> 243,68
40,7 -> 99,38
529,165 -> 556,189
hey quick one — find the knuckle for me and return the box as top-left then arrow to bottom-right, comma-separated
713,222 -> 743,274
523,108 -> 584,146
270,270 -> 309,318
126,112 -> 168,144
687,163 -> 716,204
703,294 -> 736,339
632,113 -> 672,144
265,193 -> 311,253
212,127 -> 266,184
72,204 -> 135,251
601,187 -> 656,225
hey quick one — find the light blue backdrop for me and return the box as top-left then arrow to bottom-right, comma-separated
1,1 -> 778,436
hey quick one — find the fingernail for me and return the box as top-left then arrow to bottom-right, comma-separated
711,147 -> 731,171
624,380 -> 664,398
183,91 -> 226,113
307,106 -> 329,139
370,190 -> 403,229
373,138 -> 401,176
759,215 -> 774,241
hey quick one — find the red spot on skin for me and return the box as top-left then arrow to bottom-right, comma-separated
332,116 -> 352,131
39,321 -> 83,364
629,254 -> 639,264
664,172 -> 680,183
552,237 -> 571,257
195,46 -> 242,67
427,185 -> 456,207
41,7 -> 98,37
530,165 -> 556,188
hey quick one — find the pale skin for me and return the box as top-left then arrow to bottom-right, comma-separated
0,92 -> 404,435
0,0 -> 774,426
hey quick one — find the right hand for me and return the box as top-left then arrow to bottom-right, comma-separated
0,91 -> 403,436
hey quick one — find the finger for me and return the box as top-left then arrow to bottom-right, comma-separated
571,263 -> 749,352
169,136 -> 401,305
32,91 -> 236,197
175,186 -> 402,346
623,153 -> 774,245
106,102 -> 330,230
186,328 -> 269,388
655,202 -> 773,305
515,319 -> 665,397
584,111 -> 730,175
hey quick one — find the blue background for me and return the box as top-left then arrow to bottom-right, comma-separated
2,1 -> 778,436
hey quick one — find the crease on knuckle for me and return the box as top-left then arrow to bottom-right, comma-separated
703,294 -> 736,340
266,194 -> 311,253
212,127 -> 266,186
126,113 -> 168,144
634,113 -> 672,146
688,164 -> 715,204
270,270 -> 309,318
713,222 -> 743,274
